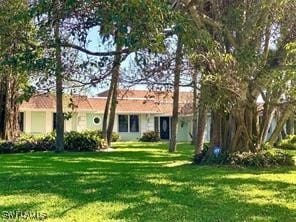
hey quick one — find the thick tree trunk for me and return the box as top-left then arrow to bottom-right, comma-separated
53,0 -> 64,152
191,70 -> 198,145
195,100 -> 207,155
4,73 -> 20,140
286,116 -> 295,135
106,46 -> 121,147
169,35 -> 183,153
0,77 -> 7,139
210,111 -> 221,147
0,73 -> 20,140
268,105 -> 293,145
222,114 -> 234,151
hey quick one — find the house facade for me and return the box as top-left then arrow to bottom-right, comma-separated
19,90 -> 212,142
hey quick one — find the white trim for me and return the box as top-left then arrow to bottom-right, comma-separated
93,116 -> 101,125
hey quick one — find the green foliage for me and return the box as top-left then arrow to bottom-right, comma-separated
277,135 -> 296,150
82,130 -> 120,142
0,130 -> 110,154
0,142 -> 295,221
223,151 -> 295,167
139,131 -> 160,142
0,141 -> 15,154
194,145 -> 295,167
64,131 -> 101,152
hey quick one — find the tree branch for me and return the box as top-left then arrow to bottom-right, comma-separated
61,42 -> 129,56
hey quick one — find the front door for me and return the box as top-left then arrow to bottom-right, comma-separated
160,117 -> 170,140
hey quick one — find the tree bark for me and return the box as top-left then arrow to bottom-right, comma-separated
53,0 -> 64,152
0,77 -> 7,139
257,103 -> 275,147
210,111 -> 221,147
268,105 -> 293,145
0,72 -> 20,140
195,98 -> 207,155
4,73 -> 20,140
286,116 -> 295,135
105,44 -> 122,147
169,35 -> 183,152
191,70 -> 198,145
102,81 -> 113,144
106,45 -> 122,147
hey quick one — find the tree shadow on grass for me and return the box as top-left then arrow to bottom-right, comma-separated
0,144 -> 295,221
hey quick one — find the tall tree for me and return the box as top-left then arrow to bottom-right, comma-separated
169,35 -> 183,152
53,0 -> 64,152
0,0 -> 36,140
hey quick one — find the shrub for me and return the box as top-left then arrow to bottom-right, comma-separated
277,135 -> 296,150
64,131 -> 101,152
0,141 -> 15,154
193,143 -> 210,164
111,132 -> 120,142
139,131 -> 160,142
17,133 -> 55,152
0,130 -> 104,154
193,145 -> 295,167
83,130 -> 120,142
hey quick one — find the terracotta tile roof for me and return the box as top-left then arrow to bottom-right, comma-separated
97,89 -> 193,104
20,94 -> 93,110
20,90 -> 194,116
88,98 -> 161,114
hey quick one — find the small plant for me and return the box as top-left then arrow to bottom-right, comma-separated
139,131 -> 160,142
83,130 -> 120,142
64,131 -> 101,152
277,135 -> 296,150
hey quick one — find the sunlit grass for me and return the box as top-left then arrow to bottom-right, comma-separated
0,142 -> 295,221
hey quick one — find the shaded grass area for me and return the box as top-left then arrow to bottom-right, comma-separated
0,142 -> 295,221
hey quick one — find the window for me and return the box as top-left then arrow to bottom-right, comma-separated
19,112 -> 24,132
118,115 -> 128,132
93,116 -> 101,125
130,115 -> 139,132
118,115 -> 139,133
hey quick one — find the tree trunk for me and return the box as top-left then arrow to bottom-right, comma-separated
4,72 -> 20,140
286,116 -> 295,135
195,99 -> 207,155
169,35 -> 183,152
0,77 -> 7,139
268,105 -> 293,145
0,72 -> 20,141
102,81 -> 113,144
53,0 -> 64,152
106,45 -> 122,147
191,70 -> 198,145
210,111 -> 221,147
257,103 -> 275,147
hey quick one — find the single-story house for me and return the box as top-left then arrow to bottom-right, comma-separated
19,90 -> 212,142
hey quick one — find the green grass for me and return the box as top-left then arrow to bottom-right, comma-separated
0,142 -> 295,222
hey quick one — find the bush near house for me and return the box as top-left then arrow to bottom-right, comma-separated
0,130 -> 120,154
139,131 -> 160,142
64,131 -> 101,152
83,130 -> 120,142
277,135 -> 296,150
0,130 -> 121,154
194,144 -> 295,167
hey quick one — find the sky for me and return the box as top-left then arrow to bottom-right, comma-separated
80,27 -> 149,96
82,27 -> 192,97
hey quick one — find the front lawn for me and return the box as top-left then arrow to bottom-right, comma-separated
0,142 -> 295,221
